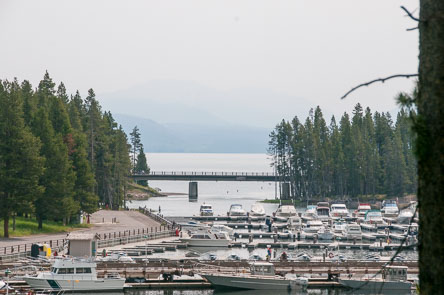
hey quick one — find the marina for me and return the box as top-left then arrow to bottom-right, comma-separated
0,155 -> 420,294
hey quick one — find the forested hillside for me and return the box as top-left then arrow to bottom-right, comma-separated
0,73 -> 132,237
268,103 -> 416,199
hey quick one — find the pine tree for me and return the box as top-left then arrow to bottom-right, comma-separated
0,80 -> 44,237
130,126 -> 141,173
135,146 -> 149,186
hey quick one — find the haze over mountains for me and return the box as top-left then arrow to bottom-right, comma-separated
100,80 -> 316,153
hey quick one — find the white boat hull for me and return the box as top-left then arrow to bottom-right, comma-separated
339,278 -> 412,293
203,274 -> 304,290
23,276 -> 125,291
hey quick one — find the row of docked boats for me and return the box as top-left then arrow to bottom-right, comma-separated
15,255 -> 412,294
200,199 -> 416,225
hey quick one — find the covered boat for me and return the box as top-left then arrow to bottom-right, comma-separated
202,262 -> 308,290
339,266 -> 412,293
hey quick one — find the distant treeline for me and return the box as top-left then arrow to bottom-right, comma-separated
0,73 -> 133,237
268,103 -> 416,199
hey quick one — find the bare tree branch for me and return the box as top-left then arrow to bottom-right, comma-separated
407,27 -> 419,31
401,6 -> 420,22
341,74 -> 418,100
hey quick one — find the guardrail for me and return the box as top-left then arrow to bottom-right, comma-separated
0,225 -> 174,264
137,171 -> 275,176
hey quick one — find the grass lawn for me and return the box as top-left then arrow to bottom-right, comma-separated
0,217 -> 90,237
260,199 -> 299,205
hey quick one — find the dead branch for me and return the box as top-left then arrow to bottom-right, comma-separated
341,74 -> 418,100
407,27 -> 419,31
401,6 -> 420,22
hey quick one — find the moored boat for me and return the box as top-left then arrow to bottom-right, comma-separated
381,199 -> 399,217
330,203 -> 349,218
275,205 -> 298,222
22,257 -> 125,291
202,262 -> 308,290
354,203 -> 372,220
180,230 -> 231,247
301,205 -> 318,222
200,203 -> 214,216
228,204 -> 247,216
250,203 -> 266,217
316,202 -> 331,221
342,223 -> 362,240
339,266 -> 412,293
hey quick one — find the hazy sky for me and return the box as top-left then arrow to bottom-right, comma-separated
0,0 -> 419,127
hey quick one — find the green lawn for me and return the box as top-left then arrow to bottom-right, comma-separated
260,199 -> 298,205
0,217 -> 90,237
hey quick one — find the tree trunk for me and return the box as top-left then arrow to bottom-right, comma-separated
418,1 -> 444,293
12,214 -> 15,231
3,215 -> 9,238
38,216 -> 43,230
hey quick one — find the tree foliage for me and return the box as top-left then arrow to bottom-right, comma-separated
268,103 -> 417,199
0,73 -> 134,236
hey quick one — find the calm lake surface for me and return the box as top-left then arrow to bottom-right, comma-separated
128,153 -> 280,216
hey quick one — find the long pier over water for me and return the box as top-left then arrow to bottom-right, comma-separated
132,171 -> 277,182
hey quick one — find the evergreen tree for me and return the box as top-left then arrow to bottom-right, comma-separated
135,146 -> 149,186
130,126 -> 141,173
0,80 -> 45,237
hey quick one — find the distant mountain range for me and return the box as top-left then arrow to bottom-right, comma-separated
113,113 -> 270,153
99,79 -> 316,153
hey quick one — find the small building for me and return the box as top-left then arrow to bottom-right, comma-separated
67,232 -> 100,257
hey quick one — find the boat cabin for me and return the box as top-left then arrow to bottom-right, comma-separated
200,203 -> 214,216
249,262 -> 275,276
50,258 -> 97,278
383,266 -> 408,281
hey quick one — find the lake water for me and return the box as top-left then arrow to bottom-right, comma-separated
128,153 -> 280,216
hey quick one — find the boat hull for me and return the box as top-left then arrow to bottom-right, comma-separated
339,279 -> 412,293
23,277 -> 125,291
203,274 -> 303,290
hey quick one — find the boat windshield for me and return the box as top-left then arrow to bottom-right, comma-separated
332,205 -> 346,210
201,205 -> 212,210
385,203 -> 398,207
231,205 -> 242,210
366,211 -> 382,217
317,208 -> 329,215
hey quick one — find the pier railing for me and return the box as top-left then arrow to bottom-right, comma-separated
0,225 -> 175,264
132,171 -> 278,182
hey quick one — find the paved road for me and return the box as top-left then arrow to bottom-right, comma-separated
0,210 -> 160,247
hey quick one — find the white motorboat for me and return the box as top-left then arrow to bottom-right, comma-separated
180,230 -> 231,247
342,223 -> 362,240
202,262 -> 308,290
316,202 -> 331,221
301,205 -> 318,222
250,203 -> 266,217
211,224 -> 234,237
317,227 -> 334,240
277,230 -> 294,239
330,203 -> 349,218
364,210 -> 386,225
228,204 -> 247,216
22,257 -> 125,291
303,219 -> 323,233
381,199 -> 399,217
339,266 -> 412,293
354,203 -> 372,219
332,219 -> 347,233
287,215 -> 302,231
397,209 -> 414,224
275,205 -> 298,222
200,203 -> 214,216
97,251 -> 135,263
